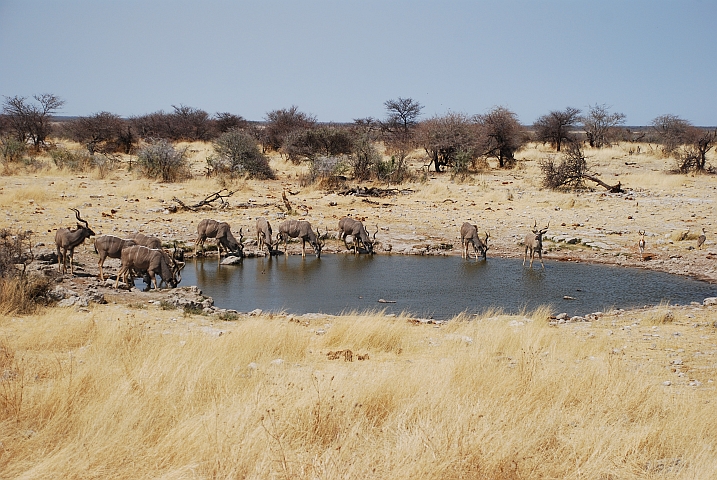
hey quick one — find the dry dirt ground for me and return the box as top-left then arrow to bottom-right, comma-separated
3,141 -> 715,287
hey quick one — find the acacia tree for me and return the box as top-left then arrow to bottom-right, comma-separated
283,125 -> 354,164
533,107 -> 581,152
2,94 -> 64,149
581,104 -> 626,148
651,114 -> 691,155
262,106 -> 316,153
347,118 -> 380,181
650,114 -> 715,172
476,106 -> 525,168
213,112 -> 249,134
169,105 -> 211,141
63,111 -> 127,154
380,97 -> 423,180
417,112 -> 483,173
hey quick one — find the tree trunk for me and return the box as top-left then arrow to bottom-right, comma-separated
584,174 -> 623,193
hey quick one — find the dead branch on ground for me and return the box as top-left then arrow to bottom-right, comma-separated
172,189 -> 235,211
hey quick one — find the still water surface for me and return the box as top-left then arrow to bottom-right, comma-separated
181,255 -> 716,319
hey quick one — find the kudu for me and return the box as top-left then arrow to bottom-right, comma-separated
277,220 -> 324,258
338,216 -> 377,254
114,245 -> 182,291
55,208 -> 96,275
523,221 -> 549,269
256,217 -> 274,254
94,234 -> 137,281
195,219 -> 243,257
131,232 -> 162,249
638,230 -> 646,257
460,222 -> 489,260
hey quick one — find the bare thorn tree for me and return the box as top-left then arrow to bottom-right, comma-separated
581,104 -> 626,148
533,107 -> 581,152
676,127 -> 716,173
541,143 -> 623,192
476,106 -> 526,168
2,93 -> 64,149
262,106 -> 317,154
651,114 -> 692,156
416,112 -> 483,173
62,111 -> 128,154
380,97 -> 423,181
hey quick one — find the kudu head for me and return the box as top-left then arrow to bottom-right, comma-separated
164,246 -> 183,288
313,227 -> 325,258
481,231 -> 490,259
71,208 -> 96,237
531,220 -> 549,238
367,225 -> 378,254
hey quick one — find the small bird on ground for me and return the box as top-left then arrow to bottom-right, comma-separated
698,228 -> 707,249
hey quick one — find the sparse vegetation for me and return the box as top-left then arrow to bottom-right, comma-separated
0,135 -> 26,174
0,229 -> 51,314
210,129 -> 275,179
136,139 -> 192,182
533,106 -> 581,152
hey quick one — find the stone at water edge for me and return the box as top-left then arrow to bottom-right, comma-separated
703,297 -> 717,306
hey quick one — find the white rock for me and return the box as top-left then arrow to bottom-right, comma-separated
221,255 -> 244,265
703,297 -> 717,306
270,358 -> 284,366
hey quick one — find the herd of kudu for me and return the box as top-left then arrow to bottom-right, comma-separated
55,202 -> 684,291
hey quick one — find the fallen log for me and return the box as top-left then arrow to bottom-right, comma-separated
584,175 -> 623,193
172,189 -> 235,211
337,186 -> 413,197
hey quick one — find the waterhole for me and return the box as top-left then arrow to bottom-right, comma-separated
180,255 -> 716,319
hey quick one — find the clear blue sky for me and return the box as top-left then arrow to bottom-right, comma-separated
1,0 -> 715,125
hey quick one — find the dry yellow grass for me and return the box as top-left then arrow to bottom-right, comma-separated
1,304 -> 717,479
1,140 -> 716,478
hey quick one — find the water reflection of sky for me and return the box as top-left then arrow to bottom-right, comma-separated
180,255 -> 717,320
